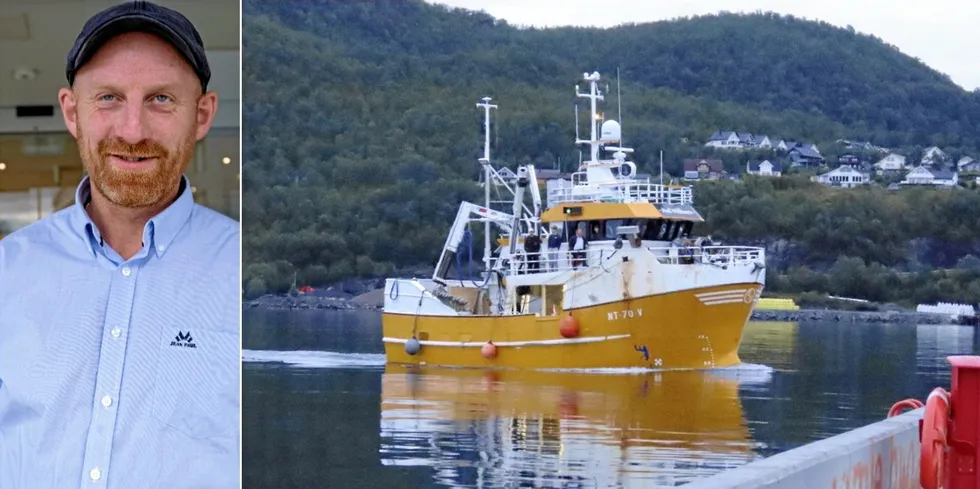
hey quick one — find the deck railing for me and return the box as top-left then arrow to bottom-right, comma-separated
646,245 -> 765,266
548,181 -> 693,205
501,248 -> 607,275
495,245 -> 765,276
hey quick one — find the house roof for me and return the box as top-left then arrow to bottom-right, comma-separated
907,166 -> 957,180
789,145 -> 823,159
683,158 -> 725,173
748,159 -> 783,172
707,130 -> 734,141
821,165 -> 865,176
877,153 -> 906,163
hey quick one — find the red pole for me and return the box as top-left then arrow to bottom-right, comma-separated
947,356 -> 980,489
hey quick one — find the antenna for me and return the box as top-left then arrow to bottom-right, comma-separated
660,150 -> 664,186
617,67 -> 623,147
494,107 -> 499,154
574,104 -> 580,141
477,97 -> 497,163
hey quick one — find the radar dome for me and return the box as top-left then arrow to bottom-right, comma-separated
600,120 -> 621,143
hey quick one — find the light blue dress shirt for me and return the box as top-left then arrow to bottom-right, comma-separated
0,176 -> 240,489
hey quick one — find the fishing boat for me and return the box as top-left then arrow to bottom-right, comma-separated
381,71 -> 767,370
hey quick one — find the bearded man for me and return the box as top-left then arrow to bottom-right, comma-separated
0,2 -> 240,488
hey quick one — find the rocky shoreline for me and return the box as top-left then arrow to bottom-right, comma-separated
243,293 -> 383,311
244,291 -> 955,324
749,309 -> 947,324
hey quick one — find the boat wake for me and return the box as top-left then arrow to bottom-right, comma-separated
709,362 -> 775,386
241,349 -> 386,369
534,362 -> 774,384
241,349 -> 775,385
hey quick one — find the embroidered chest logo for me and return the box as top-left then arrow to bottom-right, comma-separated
170,331 -> 197,348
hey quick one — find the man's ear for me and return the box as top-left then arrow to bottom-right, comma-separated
195,91 -> 218,141
58,88 -> 79,138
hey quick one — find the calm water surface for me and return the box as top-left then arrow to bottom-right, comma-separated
242,310 -> 979,489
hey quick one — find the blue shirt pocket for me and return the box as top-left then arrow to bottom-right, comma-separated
151,327 -> 239,439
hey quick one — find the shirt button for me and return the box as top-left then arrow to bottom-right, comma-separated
101,395 -> 112,408
90,467 -> 101,481
111,327 -> 121,338
121,267 -> 131,276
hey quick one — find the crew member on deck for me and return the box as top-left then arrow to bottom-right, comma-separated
547,226 -> 562,271
524,230 -> 542,273
569,227 -> 587,268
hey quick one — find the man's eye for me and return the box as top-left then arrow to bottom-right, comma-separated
154,95 -> 172,103
99,94 -> 116,102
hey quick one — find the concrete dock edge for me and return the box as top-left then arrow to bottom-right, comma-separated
682,407 -> 924,489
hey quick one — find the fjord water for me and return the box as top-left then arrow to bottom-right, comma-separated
242,310 -> 979,488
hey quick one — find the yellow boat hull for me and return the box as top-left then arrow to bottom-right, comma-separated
382,283 -> 761,370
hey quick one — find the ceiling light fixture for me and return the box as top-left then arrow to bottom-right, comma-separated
13,67 -> 36,81
222,157 -> 231,164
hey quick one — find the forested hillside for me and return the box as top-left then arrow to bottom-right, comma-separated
241,0 -> 980,304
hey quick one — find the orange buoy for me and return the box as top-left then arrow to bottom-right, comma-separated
920,387 -> 950,489
481,341 -> 498,359
559,315 -> 580,338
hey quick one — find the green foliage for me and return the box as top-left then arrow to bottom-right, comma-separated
696,177 -> 980,267
241,0 -> 980,306
773,265 -> 980,309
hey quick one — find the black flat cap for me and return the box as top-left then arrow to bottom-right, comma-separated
66,1 -> 211,91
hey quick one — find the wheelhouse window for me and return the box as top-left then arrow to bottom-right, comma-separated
640,219 -> 694,241
556,218 -> 694,242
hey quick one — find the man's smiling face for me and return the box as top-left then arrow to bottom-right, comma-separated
61,31 -> 207,208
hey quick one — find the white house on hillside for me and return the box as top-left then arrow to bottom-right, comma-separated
900,166 -> 958,187
746,159 -> 782,176
814,165 -> 870,188
921,146 -> 947,166
875,153 -> 907,172
705,131 -> 774,150
836,139 -> 887,153
958,156 -> 979,172
705,131 -> 742,149
751,134 -> 772,149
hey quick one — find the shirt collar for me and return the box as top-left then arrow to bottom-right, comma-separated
69,175 -> 195,259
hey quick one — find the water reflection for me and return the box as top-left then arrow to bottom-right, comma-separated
916,325 -> 977,383
242,311 -> 980,489
738,321 -> 798,371
378,366 -> 769,488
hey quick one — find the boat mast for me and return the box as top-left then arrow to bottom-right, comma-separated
575,72 -> 603,164
477,97 -> 497,271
